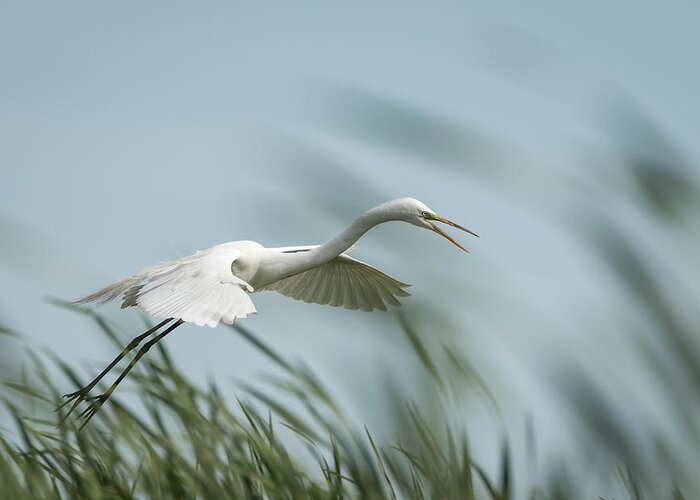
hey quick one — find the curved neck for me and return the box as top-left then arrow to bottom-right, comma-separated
263,205 -> 398,283
312,205 -> 392,263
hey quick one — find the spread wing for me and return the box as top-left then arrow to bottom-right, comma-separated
73,247 -> 256,328
259,248 -> 410,311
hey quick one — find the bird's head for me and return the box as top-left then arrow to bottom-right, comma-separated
387,197 -> 479,252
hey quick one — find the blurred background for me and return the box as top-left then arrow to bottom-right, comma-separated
1,1 -> 699,497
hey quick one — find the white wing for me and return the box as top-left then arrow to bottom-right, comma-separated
259,248 -> 410,311
74,247 -> 256,328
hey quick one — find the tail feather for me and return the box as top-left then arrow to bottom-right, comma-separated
72,276 -> 143,307
72,258 -> 201,309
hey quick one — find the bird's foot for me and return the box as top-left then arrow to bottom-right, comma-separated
56,386 -> 90,413
56,385 -> 100,425
76,393 -> 109,428
61,387 -> 88,401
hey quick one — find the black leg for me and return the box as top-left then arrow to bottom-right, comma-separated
77,319 -> 184,428
58,318 -> 174,421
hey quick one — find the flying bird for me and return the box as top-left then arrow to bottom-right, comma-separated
61,198 -> 477,425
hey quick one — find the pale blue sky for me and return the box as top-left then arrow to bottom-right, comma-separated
2,1 -> 699,496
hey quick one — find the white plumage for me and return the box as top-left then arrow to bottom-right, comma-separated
126,247 -> 257,328
75,198 -> 476,327
258,247 -> 409,312
77,243 -> 408,327
64,198 -> 477,425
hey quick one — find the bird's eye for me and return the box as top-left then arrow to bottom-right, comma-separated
421,211 -> 432,219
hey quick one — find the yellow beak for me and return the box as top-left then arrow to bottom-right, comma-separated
427,215 -> 479,253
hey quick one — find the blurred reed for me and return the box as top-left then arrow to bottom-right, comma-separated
0,309 -> 513,500
302,85 -> 700,498
1,83 -> 698,499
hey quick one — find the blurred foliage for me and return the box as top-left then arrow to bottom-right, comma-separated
2,66 -> 699,500
0,311 -> 522,500
315,85 -> 507,177
303,86 -> 700,497
604,97 -> 699,222
0,307 -> 690,499
0,319 -> 22,384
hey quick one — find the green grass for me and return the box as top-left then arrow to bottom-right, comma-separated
0,309 -> 513,500
0,307 -> 687,499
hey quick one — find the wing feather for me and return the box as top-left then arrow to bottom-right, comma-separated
74,245 -> 257,328
315,263 -> 333,303
355,269 -> 386,311
367,268 -> 398,306
350,270 -> 371,312
328,263 -> 343,307
259,252 -> 410,311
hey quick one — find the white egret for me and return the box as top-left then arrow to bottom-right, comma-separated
61,197 -> 477,425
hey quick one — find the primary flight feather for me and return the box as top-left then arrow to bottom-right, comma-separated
62,197 -> 477,425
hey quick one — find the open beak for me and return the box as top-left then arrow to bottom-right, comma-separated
427,215 -> 479,253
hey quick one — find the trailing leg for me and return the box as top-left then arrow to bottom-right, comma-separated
58,318 -> 173,421
77,319 -> 184,427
